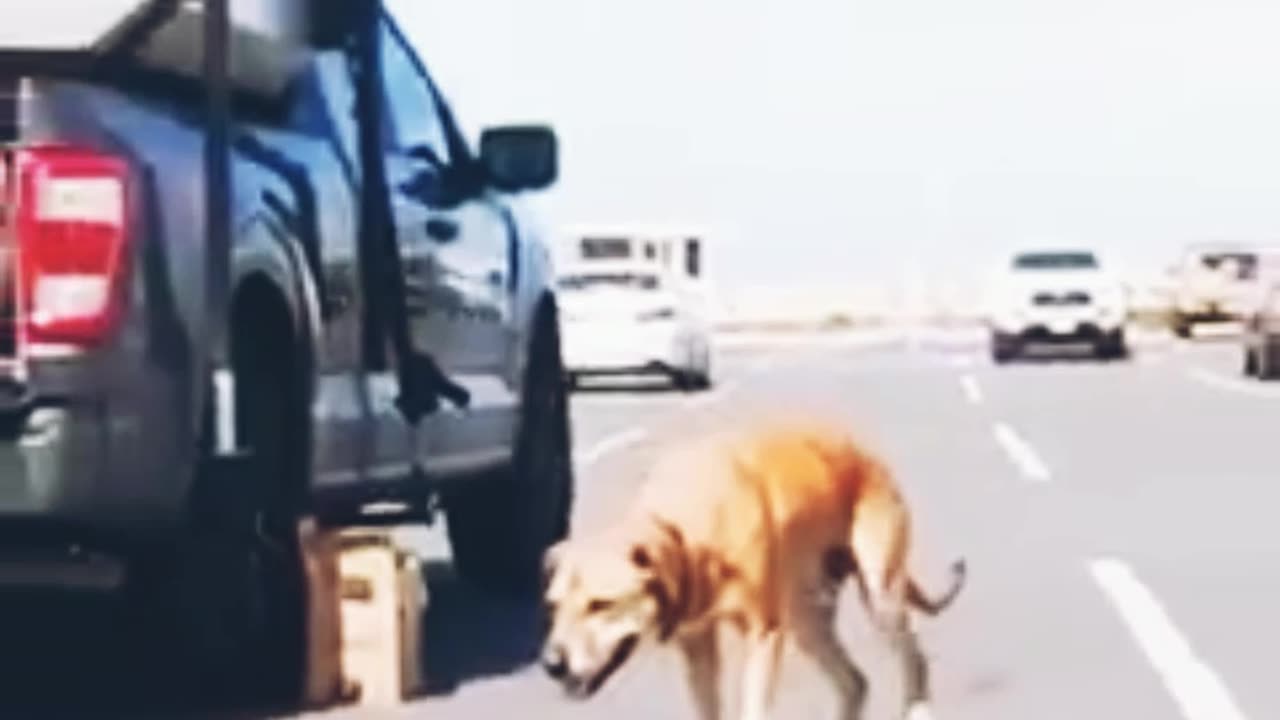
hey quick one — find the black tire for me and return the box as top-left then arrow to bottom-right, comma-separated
1259,344 -> 1279,380
672,369 -> 696,392
1173,319 -> 1192,339
444,303 -> 574,596
1096,331 -> 1129,361
991,334 -> 1018,364
696,350 -> 715,390
130,308 -> 307,709
695,369 -> 714,391
1244,347 -> 1259,377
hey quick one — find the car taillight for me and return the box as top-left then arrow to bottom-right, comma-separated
13,145 -> 130,346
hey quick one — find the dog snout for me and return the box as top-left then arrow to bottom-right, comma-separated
541,645 -> 570,680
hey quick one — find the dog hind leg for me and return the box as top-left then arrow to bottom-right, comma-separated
679,629 -> 722,720
791,591 -> 868,720
879,603 -> 932,720
738,629 -> 784,720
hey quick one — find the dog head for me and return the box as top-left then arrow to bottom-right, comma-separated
540,523 -> 683,699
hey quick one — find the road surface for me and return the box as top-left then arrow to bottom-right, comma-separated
8,328 -> 1279,720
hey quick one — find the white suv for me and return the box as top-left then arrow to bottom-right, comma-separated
987,250 -> 1129,362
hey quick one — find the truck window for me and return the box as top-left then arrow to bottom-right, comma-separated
1012,252 -> 1098,271
301,53 -> 361,152
379,18 -> 452,167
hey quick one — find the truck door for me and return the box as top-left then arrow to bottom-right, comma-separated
376,17 -> 519,471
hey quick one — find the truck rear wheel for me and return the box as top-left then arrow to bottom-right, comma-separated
444,304 -> 574,596
130,292 -> 307,709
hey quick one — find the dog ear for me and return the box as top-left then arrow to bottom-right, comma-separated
543,540 -> 567,585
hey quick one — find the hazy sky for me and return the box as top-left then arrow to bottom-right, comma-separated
30,1 -> 1280,299
391,0 -> 1280,298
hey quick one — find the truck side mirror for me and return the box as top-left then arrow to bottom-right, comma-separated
479,125 -> 558,193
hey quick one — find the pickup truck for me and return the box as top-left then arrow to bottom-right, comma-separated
0,0 -> 572,705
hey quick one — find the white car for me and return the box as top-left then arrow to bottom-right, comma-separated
987,250 -> 1129,362
558,263 -> 713,390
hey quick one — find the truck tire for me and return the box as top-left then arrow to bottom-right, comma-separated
444,304 -> 574,596
1259,343 -> 1279,380
129,298 -> 307,709
1096,330 -> 1129,361
1173,317 -> 1192,339
1244,347 -> 1259,377
991,333 -> 1018,364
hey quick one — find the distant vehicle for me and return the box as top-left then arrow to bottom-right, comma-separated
1171,243 -> 1259,337
1239,248 -> 1280,378
556,226 -> 714,390
987,249 -> 1129,362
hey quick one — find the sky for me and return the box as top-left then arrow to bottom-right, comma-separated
22,1 -> 1280,306
392,0 -> 1280,305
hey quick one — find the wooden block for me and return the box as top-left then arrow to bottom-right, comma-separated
337,529 -> 428,706
298,517 -> 360,709
397,548 -> 428,699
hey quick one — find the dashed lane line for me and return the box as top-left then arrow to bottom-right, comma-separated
960,374 -> 983,405
991,422 -> 1051,482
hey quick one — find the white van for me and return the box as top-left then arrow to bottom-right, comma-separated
555,225 -> 715,390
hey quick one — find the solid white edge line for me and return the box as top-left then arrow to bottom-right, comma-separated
1186,366 -> 1280,398
959,374 -> 983,405
1089,558 -> 1249,720
991,422 -> 1051,482
574,427 -> 648,467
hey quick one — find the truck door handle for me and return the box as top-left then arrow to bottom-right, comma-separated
425,218 -> 459,243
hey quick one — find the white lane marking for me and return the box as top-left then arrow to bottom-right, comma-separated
991,422 -> 1051,482
1090,558 -> 1249,720
1186,366 -> 1280,398
959,374 -> 983,405
683,380 -> 740,410
574,427 -> 648,467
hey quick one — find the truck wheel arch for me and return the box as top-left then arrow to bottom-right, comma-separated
229,216 -> 320,387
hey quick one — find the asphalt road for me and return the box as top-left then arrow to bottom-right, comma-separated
303,326 -> 1275,720
7,327 -> 1277,720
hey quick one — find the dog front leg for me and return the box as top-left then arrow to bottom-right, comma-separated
738,629 -> 784,720
679,629 -> 722,720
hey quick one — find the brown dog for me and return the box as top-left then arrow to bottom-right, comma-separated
541,418 -> 966,720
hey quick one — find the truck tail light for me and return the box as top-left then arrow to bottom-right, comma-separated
13,145 -> 130,346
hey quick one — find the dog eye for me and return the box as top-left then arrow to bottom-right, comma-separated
586,599 -> 614,613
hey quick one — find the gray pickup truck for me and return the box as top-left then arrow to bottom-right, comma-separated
0,0 -> 572,704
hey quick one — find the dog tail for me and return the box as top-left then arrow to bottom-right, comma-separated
906,559 -> 967,616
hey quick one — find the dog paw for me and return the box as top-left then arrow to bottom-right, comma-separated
905,702 -> 936,720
